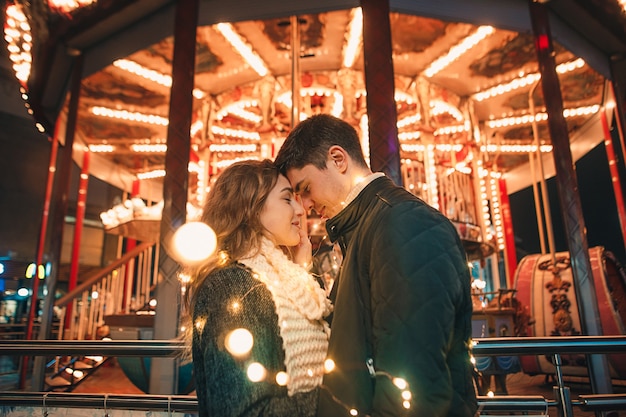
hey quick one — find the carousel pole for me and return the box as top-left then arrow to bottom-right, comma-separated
149,0 -> 198,395
122,176 -> 140,313
529,79 -> 555,258
290,15 -> 301,128
528,0 -> 614,403
360,0 -> 401,184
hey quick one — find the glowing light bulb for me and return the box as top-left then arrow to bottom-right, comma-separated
247,362 -> 266,382
392,377 -> 408,390
324,358 -> 336,373
276,371 -> 289,386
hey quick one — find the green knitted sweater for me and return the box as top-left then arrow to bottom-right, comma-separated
192,263 -> 319,417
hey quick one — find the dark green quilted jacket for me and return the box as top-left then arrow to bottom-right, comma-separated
318,176 -> 477,417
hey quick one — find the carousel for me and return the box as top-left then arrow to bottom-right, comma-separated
3,0 -> 626,395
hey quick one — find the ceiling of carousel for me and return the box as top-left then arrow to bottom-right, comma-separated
9,0 -> 626,201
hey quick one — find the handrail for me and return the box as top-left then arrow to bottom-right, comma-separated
0,339 -> 184,356
0,392 -> 198,411
1,336 -> 626,414
476,395 -> 552,411
578,394 -> 626,411
3,335 -> 626,356
472,335 -> 626,355
55,240 -> 156,308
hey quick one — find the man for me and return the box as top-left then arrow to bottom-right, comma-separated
274,114 -> 477,417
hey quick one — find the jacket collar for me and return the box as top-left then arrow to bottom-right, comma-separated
325,175 -> 393,242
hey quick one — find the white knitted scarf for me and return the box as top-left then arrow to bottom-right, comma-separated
240,237 -> 331,395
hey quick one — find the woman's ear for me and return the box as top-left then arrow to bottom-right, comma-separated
328,145 -> 348,173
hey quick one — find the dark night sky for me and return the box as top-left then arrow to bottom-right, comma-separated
510,140 -> 626,265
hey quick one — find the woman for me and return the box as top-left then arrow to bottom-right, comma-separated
185,159 -> 331,417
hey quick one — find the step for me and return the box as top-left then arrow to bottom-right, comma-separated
45,376 -> 71,387
72,361 -> 93,370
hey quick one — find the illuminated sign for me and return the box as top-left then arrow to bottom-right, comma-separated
25,263 -> 51,279
0,260 -> 50,279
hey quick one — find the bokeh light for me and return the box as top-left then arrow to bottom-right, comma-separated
392,377 -> 407,390
247,362 -> 266,382
324,358 -> 335,373
171,221 -> 217,264
225,328 -> 254,357
275,371 -> 289,386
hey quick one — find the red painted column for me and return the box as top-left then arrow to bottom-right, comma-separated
64,150 -> 90,334
21,127 -> 61,388
600,109 -> 626,251
498,178 -> 517,287
25,131 -> 59,343
360,0 -> 401,185
609,59 -> 626,169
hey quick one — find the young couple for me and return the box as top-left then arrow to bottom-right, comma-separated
186,114 -> 477,417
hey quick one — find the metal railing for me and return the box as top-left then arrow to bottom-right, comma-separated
473,336 -> 626,416
0,336 -> 625,415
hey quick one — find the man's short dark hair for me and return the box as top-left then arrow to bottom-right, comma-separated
274,114 -> 368,174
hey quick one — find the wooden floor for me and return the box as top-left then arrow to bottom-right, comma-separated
71,359 -> 144,395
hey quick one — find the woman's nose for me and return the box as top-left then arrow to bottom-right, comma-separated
295,204 -> 304,217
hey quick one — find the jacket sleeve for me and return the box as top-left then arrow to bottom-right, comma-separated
192,267 -> 317,417
367,203 -> 469,417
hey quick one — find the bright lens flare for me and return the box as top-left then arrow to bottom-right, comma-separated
225,328 -> 254,357
171,222 -> 217,264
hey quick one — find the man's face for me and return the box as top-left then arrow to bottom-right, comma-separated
286,162 -> 349,220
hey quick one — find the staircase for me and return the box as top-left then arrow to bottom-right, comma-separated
43,240 -> 158,392
44,355 -> 109,392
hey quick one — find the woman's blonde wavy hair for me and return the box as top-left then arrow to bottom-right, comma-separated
180,159 -> 280,357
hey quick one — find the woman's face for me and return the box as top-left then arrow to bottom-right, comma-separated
260,174 -> 305,246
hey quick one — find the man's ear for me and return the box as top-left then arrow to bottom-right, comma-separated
328,145 -> 348,173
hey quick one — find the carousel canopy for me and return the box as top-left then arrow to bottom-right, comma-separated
4,0 -> 626,201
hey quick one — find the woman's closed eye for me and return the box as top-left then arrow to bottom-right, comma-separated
282,190 -> 295,203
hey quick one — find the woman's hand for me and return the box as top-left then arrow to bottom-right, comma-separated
292,227 -> 312,269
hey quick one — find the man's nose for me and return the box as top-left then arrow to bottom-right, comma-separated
301,196 -> 314,214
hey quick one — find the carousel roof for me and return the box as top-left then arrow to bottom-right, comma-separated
4,0 -> 626,200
